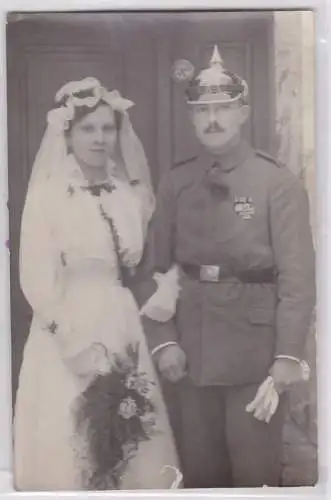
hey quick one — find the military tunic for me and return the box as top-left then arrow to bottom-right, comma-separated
136,140 -> 315,487
144,140 -> 315,387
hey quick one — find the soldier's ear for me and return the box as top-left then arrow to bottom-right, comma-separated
239,104 -> 250,125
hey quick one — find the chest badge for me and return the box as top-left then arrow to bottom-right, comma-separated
233,196 -> 255,220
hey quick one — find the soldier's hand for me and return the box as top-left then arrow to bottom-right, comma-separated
157,344 -> 187,382
269,358 -> 302,394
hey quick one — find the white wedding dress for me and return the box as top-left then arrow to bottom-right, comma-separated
14,155 -> 180,491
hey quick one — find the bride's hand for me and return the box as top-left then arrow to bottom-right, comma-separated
65,343 -> 111,382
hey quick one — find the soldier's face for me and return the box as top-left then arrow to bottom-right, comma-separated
189,101 -> 249,154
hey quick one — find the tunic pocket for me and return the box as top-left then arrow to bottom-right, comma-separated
248,308 -> 275,326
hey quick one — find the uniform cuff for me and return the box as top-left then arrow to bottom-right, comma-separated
274,356 -> 310,381
275,355 -> 301,363
151,341 -> 178,356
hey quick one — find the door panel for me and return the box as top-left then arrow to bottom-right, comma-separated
26,53 -> 121,177
168,12 -> 273,163
121,34 -> 158,186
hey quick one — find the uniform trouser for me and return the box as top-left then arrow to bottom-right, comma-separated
171,377 -> 286,488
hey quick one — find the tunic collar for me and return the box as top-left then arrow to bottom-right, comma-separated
198,139 -> 255,173
190,139 -> 255,194
212,139 -> 255,172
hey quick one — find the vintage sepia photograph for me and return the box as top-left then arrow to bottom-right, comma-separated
6,9 -> 317,491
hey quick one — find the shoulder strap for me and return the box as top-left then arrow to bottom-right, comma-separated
255,150 -> 285,168
172,155 -> 198,170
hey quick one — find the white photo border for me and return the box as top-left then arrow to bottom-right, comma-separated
0,1 -> 329,499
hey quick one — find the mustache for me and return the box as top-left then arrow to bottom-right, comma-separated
204,121 -> 225,134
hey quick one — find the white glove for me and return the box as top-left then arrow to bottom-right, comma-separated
140,265 -> 181,322
246,376 -> 279,424
246,359 -> 311,424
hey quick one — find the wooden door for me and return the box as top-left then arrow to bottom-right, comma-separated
164,12 -> 275,162
7,11 -> 274,403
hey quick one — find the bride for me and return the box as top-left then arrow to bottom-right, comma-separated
14,77 -> 181,491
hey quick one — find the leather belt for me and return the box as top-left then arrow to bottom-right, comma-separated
180,263 -> 276,284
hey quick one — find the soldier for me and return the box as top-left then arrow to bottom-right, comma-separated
137,46 -> 315,488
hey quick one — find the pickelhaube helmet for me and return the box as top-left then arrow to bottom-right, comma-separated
172,45 -> 248,105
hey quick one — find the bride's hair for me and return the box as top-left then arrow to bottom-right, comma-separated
56,90 -> 123,135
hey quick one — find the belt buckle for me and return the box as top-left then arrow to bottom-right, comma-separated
200,265 -> 220,282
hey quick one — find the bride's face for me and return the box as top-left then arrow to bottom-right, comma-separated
68,104 -> 118,169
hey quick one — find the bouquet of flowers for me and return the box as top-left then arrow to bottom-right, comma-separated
74,342 -> 157,489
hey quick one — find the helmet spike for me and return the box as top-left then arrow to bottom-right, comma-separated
171,45 -> 248,105
210,45 -> 223,67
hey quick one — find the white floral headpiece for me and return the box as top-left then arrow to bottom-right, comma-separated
47,77 -> 135,132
